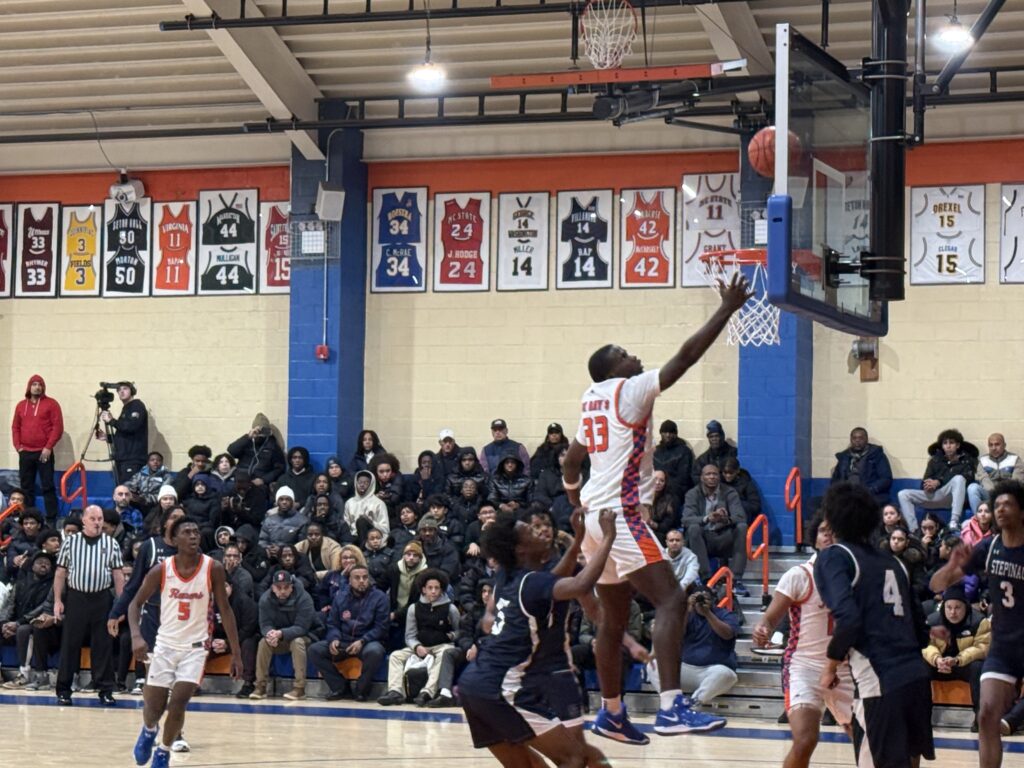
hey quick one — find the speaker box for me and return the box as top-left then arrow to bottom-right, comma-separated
315,182 -> 345,221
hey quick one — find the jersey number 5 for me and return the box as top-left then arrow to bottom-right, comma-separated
582,415 -> 609,453
177,601 -> 191,621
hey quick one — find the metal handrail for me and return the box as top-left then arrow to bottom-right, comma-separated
746,513 -> 770,609
0,503 -> 22,548
706,566 -> 734,612
785,466 -> 803,547
60,461 -> 88,509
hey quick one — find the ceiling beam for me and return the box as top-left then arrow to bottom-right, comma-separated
179,0 -> 324,160
692,1 -> 774,103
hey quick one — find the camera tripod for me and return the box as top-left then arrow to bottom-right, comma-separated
79,402 -> 119,487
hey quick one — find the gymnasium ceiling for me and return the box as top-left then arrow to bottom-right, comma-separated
0,0 -> 1022,172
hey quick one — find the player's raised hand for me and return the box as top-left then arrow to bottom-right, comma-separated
948,540 -> 971,569
717,271 -> 754,312
597,508 -> 617,540
570,508 -> 586,540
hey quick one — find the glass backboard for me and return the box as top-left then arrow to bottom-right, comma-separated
766,23 -> 888,337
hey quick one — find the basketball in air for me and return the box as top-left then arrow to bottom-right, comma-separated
747,126 -> 802,178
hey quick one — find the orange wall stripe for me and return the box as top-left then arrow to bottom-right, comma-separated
0,166 -> 289,204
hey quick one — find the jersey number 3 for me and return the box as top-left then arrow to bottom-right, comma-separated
582,415 -> 609,453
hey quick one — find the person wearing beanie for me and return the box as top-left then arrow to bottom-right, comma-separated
654,418 -> 696,502
226,415 -> 286,487
691,419 -> 738,486
387,541 -> 428,620
416,515 -> 461,583
182,474 -> 221,549
11,374 -> 64,522
124,451 -> 176,517
530,422 -> 569,480
257,486 -> 310,557
923,584 -> 989,727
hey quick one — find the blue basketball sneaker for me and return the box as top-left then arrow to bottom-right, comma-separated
133,726 -> 159,765
150,746 -> 170,768
593,703 -> 650,745
654,694 -> 727,735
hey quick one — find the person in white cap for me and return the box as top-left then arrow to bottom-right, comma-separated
257,487 -> 309,561
434,428 -> 462,480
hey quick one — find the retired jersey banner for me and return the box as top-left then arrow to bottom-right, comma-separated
371,187 -> 428,293
259,201 -> 291,294
102,198 -> 152,297
0,203 -> 16,298
556,190 -> 613,290
152,201 -> 197,296
1000,183 -> 1024,284
15,202 -> 60,298
433,192 -> 490,292
681,173 -> 741,287
910,185 -> 985,285
197,189 -> 258,295
496,192 -> 549,291
60,205 -> 102,297
619,188 -> 675,288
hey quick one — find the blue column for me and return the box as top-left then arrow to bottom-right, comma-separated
286,125 -> 368,469
737,311 -> 813,545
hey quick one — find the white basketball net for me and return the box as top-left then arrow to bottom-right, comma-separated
580,0 -> 638,70
701,254 -> 781,347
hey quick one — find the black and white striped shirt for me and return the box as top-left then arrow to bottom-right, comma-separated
56,533 -> 124,593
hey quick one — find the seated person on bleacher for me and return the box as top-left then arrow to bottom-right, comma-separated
870,503 -> 909,549
294,521 -> 342,583
125,452 -> 175,517
308,563 -> 388,702
424,495 -> 464,552
572,598 -> 650,708
250,571 -> 315,701
343,471 -> 390,547
691,420 -> 738,486
207,566 -> 259,699
830,427 -> 893,507
2,550 -> 56,689
924,584 -> 989,731
648,470 -> 680,545
665,529 -> 700,592
258,487 -> 310,559
897,428 -> 978,532
682,464 -> 750,596
969,433 -> 1024,516
962,502 -> 996,549
722,457 -> 763,523
4,507 -> 42,581
648,585 -> 739,708
363,528 -> 394,593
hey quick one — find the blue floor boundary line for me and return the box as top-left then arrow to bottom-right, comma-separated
0,692 -> 1011,753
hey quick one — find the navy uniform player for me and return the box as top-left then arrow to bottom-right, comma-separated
458,510 -> 615,768
931,478 -> 1024,768
815,482 -> 934,768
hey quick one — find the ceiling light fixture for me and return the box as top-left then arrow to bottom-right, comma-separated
407,0 -> 446,92
934,0 -> 974,52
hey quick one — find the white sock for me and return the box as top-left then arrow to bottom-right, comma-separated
144,725 -> 158,734
439,688 -> 452,698
659,689 -> 681,710
602,696 -> 622,715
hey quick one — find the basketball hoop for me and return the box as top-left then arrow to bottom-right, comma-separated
580,0 -> 638,70
698,249 -> 780,347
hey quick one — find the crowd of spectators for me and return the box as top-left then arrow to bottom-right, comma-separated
1,415 -> 752,710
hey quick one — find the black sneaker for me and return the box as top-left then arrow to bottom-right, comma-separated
377,690 -> 404,706
235,683 -> 255,699
414,690 -> 433,707
56,694 -> 73,706
326,686 -> 351,702
821,710 -> 836,726
425,694 -> 455,708
98,691 -> 117,707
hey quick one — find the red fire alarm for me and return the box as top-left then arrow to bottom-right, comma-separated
315,344 -> 330,361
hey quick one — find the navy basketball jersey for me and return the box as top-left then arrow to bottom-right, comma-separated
376,191 -> 423,288
457,568 -> 564,699
202,193 -> 256,246
560,197 -> 609,283
105,203 -> 147,293
815,542 -> 929,696
965,535 -> 1024,653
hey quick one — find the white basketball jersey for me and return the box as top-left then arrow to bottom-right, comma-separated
691,174 -> 741,231
576,368 -> 660,511
158,554 -> 213,650
775,556 -> 832,668
1001,184 -> 1024,283
910,185 -> 985,284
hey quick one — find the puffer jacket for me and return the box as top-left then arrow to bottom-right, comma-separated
924,612 -> 991,668
487,452 -> 533,508
446,447 -> 489,499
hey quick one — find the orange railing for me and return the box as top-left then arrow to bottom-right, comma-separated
0,502 -> 22,548
60,461 -> 88,510
785,466 -> 803,548
746,513 -> 770,609
707,566 -> 734,612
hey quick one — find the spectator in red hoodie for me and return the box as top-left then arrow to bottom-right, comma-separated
11,375 -> 64,523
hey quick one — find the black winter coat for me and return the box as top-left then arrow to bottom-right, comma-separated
227,433 -> 286,484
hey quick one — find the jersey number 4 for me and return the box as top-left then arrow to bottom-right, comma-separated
582,415 -> 609,453
882,569 -> 905,617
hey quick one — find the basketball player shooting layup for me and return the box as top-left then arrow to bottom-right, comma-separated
562,271 -> 752,744
129,517 -> 241,768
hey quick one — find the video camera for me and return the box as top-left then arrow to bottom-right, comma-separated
94,381 -> 136,411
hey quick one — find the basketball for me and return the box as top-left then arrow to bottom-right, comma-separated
747,126 -> 801,178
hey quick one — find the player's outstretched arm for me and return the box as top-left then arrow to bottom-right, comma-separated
550,509 -> 586,578
553,509 -> 616,602
659,272 -> 753,392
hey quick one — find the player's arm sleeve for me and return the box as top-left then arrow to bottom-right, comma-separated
520,572 -> 557,619
814,548 -> 861,661
616,370 -> 661,426
110,541 -> 150,618
963,540 -> 990,576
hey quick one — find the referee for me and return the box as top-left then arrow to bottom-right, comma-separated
53,504 -> 125,706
